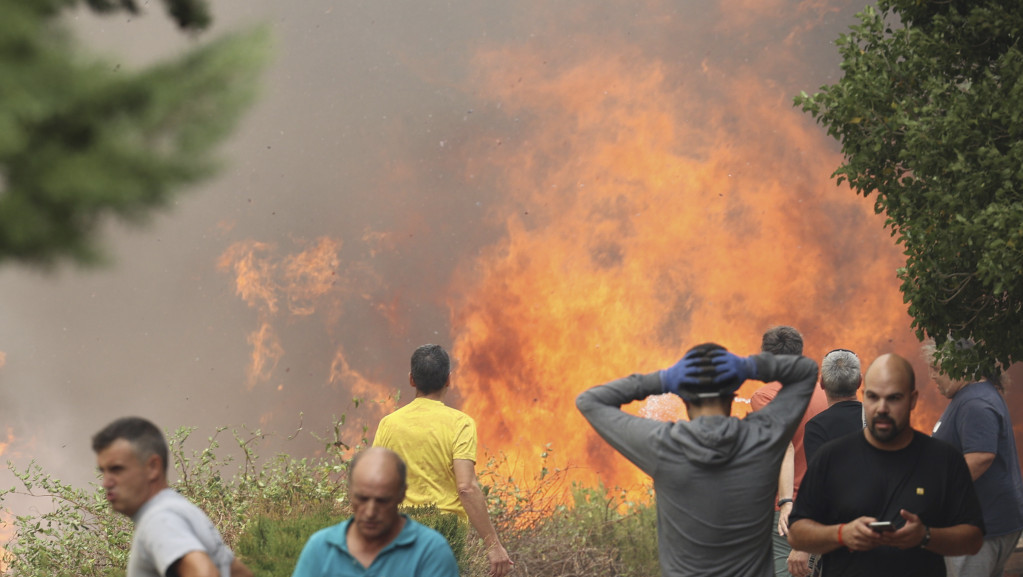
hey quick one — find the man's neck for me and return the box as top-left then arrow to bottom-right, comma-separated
952,381 -> 977,397
346,517 -> 406,567
826,395 -> 858,408
685,401 -> 731,419
415,390 -> 445,401
131,480 -> 170,519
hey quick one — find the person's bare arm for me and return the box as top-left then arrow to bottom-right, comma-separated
788,517 -> 883,554
171,551 -> 220,577
964,452 -> 995,480
454,459 -> 512,577
777,442 -> 794,535
786,549 -> 811,577
230,557 -> 254,577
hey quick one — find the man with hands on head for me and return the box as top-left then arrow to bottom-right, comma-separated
787,353 -> 984,577
576,342 -> 818,577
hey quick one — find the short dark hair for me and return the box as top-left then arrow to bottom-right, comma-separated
676,342 -> 740,402
761,326 -> 803,355
91,417 -> 169,475
410,344 -> 450,394
821,350 -> 861,398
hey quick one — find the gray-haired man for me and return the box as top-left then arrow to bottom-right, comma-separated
803,349 -> 864,464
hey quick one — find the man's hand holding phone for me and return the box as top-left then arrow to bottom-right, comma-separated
868,521 -> 894,533
876,509 -> 929,549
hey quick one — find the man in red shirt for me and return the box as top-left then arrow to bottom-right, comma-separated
752,326 -> 828,577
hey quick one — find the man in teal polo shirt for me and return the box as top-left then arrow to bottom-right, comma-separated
292,447 -> 459,576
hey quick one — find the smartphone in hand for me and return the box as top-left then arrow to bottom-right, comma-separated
869,521 -> 895,532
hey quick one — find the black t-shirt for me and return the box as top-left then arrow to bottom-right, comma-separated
803,400 -> 862,464
790,431 -> 984,577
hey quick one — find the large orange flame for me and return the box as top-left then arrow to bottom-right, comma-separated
217,236 -> 396,438
446,40 -> 915,491
214,2 -> 1019,495
218,237 -> 352,391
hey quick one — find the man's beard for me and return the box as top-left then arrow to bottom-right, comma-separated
869,415 -> 901,443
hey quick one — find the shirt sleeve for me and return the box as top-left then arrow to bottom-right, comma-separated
748,354 -> 818,436
575,371 -> 668,476
417,532 -> 461,577
750,384 -> 778,411
452,415 -> 477,462
372,414 -> 391,447
940,443 -> 987,533
789,442 -> 830,527
139,510 -> 209,577
803,418 -> 825,465
291,529 -> 329,577
955,398 -> 1001,456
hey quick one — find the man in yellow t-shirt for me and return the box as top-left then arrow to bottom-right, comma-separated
373,344 -> 512,577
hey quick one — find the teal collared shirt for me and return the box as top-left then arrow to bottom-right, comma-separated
291,515 -> 459,577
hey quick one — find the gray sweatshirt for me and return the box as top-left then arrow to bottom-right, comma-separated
576,353 -> 818,577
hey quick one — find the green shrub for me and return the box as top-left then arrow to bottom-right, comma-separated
494,482 -> 659,577
0,423 -> 662,577
0,420 -> 358,577
235,503 -> 346,576
0,461 -> 131,577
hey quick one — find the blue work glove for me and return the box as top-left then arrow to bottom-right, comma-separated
709,350 -> 758,384
660,350 -> 715,395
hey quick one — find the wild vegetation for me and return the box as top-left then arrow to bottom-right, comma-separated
0,420 -> 659,576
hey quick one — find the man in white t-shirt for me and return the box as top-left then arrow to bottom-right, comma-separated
93,416 -> 252,577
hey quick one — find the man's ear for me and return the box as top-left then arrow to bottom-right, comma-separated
145,453 -> 162,482
409,373 -> 417,389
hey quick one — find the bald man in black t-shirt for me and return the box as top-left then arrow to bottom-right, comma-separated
788,354 -> 984,577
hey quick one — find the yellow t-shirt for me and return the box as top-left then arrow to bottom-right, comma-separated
373,397 -> 477,519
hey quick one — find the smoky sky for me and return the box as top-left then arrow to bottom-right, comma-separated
1,0 -> 1019,493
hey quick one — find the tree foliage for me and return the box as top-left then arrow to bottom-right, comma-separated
796,0 -> 1023,379
0,0 -> 269,267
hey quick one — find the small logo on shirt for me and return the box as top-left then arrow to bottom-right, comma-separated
916,487 -> 925,496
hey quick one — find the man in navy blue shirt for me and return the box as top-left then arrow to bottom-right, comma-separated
925,341 -> 1023,577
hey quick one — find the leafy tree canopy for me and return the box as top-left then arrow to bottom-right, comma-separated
0,0 -> 269,266
796,0 -> 1023,380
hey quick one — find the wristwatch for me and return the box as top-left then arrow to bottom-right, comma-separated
919,525 -> 931,549
778,498 -> 794,507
